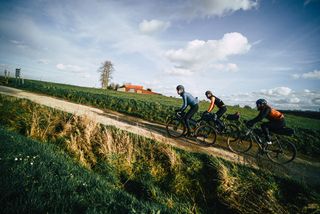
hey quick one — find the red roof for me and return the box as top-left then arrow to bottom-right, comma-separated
124,84 -> 143,90
119,84 -> 160,95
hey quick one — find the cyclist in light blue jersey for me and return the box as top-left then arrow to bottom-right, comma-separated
176,85 -> 199,137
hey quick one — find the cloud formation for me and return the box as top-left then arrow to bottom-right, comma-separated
260,87 -> 292,96
292,70 -> 320,80
139,19 -> 170,34
165,67 -> 193,76
224,86 -> 320,111
183,0 -> 258,18
165,32 -> 250,74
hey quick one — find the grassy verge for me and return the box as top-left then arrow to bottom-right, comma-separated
0,127 -> 170,213
0,94 -> 319,213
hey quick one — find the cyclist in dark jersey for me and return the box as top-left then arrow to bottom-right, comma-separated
204,90 -> 227,131
176,85 -> 199,136
205,91 -> 227,118
246,99 -> 285,144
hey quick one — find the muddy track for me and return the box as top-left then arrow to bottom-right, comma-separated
0,85 -> 319,187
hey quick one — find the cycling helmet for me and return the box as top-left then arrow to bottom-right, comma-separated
205,90 -> 213,98
176,85 -> 184,95
256,99 -> 267,110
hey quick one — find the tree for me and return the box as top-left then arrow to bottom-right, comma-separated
98,60 -> 114,89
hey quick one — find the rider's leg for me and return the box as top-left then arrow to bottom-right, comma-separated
184,104 -> 199,135
216,106 -> 227,119
267,120 -> 286,133
261,122 -> 272,142
215,106 -> 227,130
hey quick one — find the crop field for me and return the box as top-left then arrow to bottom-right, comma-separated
0,94 -> 319,213
1,77 -> 320,158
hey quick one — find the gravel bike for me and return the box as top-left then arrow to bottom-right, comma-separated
194,112 -> 240,146
166,111 -> 217,146
227,122 -> 297,164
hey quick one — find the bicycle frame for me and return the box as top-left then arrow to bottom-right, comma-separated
242,128 -> 267,151
243,127 -> 288,154
167,112 -> 202,134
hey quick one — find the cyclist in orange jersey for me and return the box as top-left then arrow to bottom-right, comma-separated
246,99 -> 285,144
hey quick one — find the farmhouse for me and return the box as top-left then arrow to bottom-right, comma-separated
117,84 -> 160,95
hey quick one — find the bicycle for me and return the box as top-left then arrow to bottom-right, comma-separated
227,122 -> 297,164
166,111 -> 217,146
194,112 -> 240,145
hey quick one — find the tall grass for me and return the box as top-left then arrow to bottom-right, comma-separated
0,127 -> 171,213
0,94 -> 319,213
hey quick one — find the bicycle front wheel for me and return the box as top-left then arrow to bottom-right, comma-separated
166,118 -> 186,138
195,125 -> 217,146
228,134 -> 253,153
266,141 -> 296,164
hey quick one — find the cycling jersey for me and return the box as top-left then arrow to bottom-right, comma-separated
207,96 -> 225,112
250,105 -> 284,124
268,108 -> 284,120
179,92 -> 199,112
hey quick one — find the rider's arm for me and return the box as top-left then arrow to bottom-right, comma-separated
179,93 -> 188,112
207,96 -> 215,112
251,107 -> 270,124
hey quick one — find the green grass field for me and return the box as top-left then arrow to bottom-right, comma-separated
1,77 -> 320,158
1,94 -> 319,213
1,77 -> 320,129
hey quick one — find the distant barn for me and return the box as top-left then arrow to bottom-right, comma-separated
117,84 -> 160,95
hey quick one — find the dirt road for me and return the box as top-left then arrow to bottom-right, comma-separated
0,85 -> 319,186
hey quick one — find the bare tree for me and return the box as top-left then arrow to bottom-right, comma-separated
98,60 -> 114,89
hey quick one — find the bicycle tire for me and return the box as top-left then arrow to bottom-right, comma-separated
266,141 -> 296,164
166,117 -> 186,138
223,123 -> 240,143
195,124 -> 217,146
228,134 -> 253,153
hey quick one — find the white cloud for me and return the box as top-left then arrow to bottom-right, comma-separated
289,97 -> 300,104
226,63 -> 238,72
165,67 -> 193,76
260,87 -> 292,96
211,63 -> 239,72
139,19 -> 170,34
165,32 -> 250,74
10,40 -> 23,44
312,98 -> 320,105
292,70 -> 320,80
9,39 -> 28,49
179,0 -> 258,18
56,64 -> 65,70
224,88 -> 320,111
292,74 -> 300,79
302,70 -> 320,79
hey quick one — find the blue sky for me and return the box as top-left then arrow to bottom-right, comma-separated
0,0 -> 319,110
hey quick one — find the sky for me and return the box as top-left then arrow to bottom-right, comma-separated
0,0 -> 319,110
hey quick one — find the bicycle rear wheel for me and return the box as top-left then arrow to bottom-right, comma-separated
166,118 -> 186,138
195,125 -> 217,146
228,134 -> 253,153
266,141 -> 296,164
